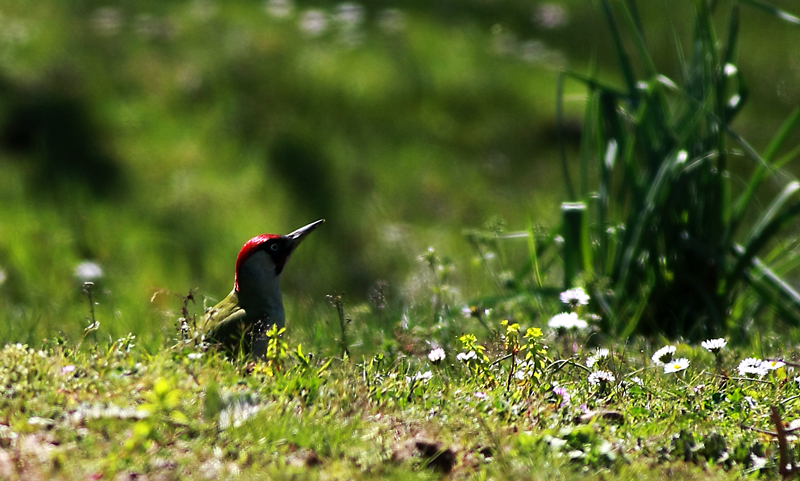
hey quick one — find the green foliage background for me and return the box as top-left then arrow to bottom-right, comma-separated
0,0 -> 798,347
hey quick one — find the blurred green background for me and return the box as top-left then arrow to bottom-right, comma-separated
0,0 -> 797,348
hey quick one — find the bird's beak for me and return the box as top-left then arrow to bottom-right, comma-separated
285,219 -> 325,250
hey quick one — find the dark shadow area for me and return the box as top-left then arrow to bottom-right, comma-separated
0,71 -> 125,199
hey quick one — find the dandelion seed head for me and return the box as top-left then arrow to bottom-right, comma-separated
75,261 -> 103,282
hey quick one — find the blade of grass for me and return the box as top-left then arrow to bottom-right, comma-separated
527,220 -> 543,290
740,267 -> 800,326
730,106 -> 800,231
730,197 -> 800,289
736,0 -> 800,25
598,0 -> 639,99
618,283 -> 652,338
748,181 -> 800,245
598,139 -> 618,276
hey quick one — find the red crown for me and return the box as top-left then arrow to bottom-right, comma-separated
234,234 -> 280,291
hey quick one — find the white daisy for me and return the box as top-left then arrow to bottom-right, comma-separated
750,453 -> 767,470
548,312 -> 588,331
456,351 -> 476,362
651,345 -> 676,366
701,338 -> 727,353
588,370 -> 615,386
760,359 -> 785,371
427,347 -> 446,364
738,358 -> 767,377
406,371 -> 433,383
586,348 -> 610,369
462,306 -> 488,318
663,358 -> 689,374
560,287 -> 590,306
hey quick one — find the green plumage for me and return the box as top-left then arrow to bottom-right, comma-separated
202,290 -> 259,355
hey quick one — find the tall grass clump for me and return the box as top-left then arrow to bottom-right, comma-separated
549,0 -> 800,341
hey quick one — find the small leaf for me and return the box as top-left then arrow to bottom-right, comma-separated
169,410 -> 189,425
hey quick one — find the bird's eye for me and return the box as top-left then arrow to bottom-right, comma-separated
270,244 -> 279,251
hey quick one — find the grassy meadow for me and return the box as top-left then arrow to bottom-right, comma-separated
2,0 -> 800,478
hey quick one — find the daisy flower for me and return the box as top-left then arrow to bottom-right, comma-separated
406,371 -> 433,383
701,338 -> 727,354
760,359 -> 785,371
750,453 -> 767,470
737,358 -> 767,377
462,306 -> 489,318
427,347 -> 446,364
548,312 -> 588,331
553,386 -> 571,406
560,287 -> 590,306
586,348 -> 610,369
651,345 -> 676,366
663,358 -> 689,374
588,370 -> 616,387
456,351 -> 476,362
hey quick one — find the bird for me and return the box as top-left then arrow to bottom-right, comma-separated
202,219 -> 324,357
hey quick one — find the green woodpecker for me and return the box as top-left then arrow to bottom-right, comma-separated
203,219 -> 324,357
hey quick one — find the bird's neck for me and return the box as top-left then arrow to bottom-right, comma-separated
235,251 -> 285,326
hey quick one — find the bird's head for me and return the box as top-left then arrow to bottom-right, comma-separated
233,219 -> 324,292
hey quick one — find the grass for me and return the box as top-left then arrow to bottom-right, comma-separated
2,304 -> 799,480
0,0 -> 798,346
2,0 -> 800,478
